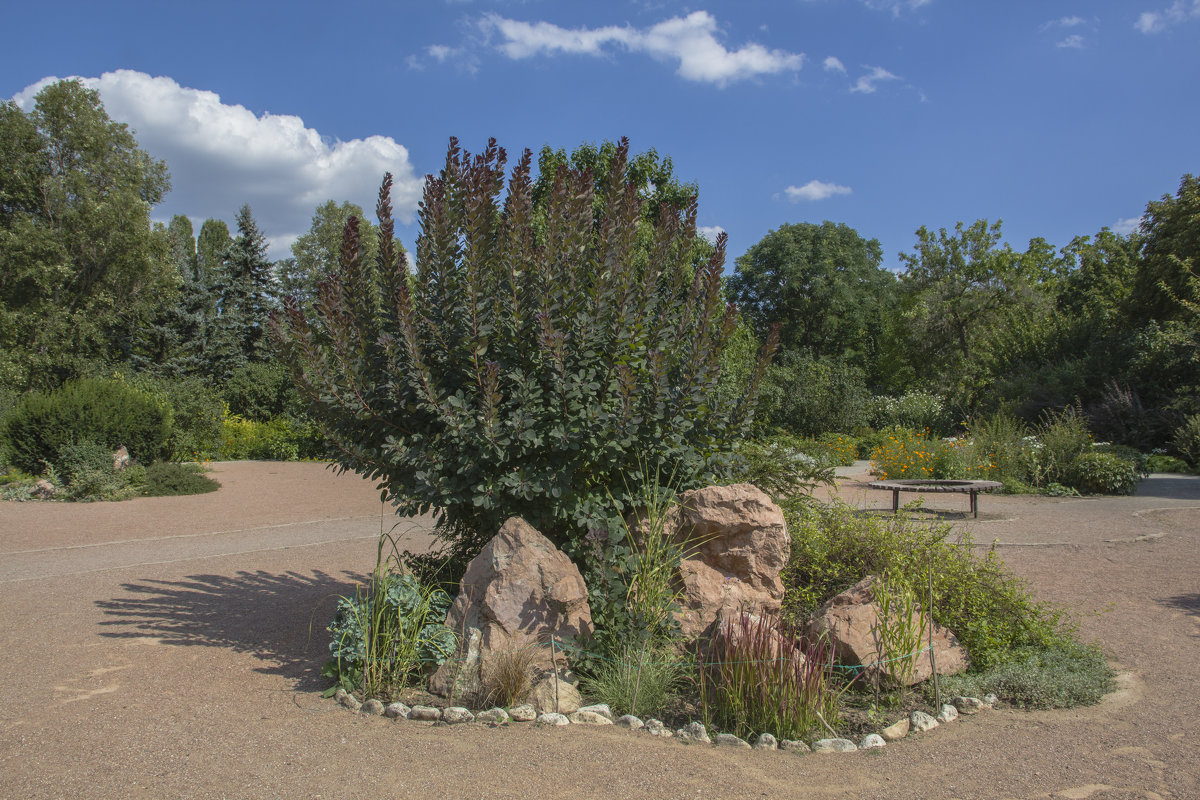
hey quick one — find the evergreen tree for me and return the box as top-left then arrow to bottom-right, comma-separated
209,205 -> 273,377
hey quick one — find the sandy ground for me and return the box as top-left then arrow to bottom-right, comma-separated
1,460 -> 1198,800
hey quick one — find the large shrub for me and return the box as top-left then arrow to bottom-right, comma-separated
3,378 -> 173,473
272,138 -> 776,559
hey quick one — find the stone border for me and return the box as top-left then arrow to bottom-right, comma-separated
330,690 -> 999,754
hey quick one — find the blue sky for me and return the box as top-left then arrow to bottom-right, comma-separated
4,1 -> 1198,270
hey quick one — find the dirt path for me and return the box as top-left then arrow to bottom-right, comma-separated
1,462 -> 1198,800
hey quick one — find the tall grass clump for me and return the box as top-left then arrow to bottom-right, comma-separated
698,611 -> 845,741
583,644 -> 686,718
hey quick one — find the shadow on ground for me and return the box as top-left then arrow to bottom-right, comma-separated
1160,593 -> 1200,618
96,569 -> 366,691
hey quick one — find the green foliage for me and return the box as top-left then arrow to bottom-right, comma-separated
323,545 -> 456,700
142,461 -> 220,496
782,499 -> 1062,670
867,391 -> 953,436
962,412 -> 1029,486
938,641 -> 1114,709
756,353 -> 869,436
871,575 -> 928,689
728,436 -> 835,500
219,413 -> 312,461
728,221 -> 895,375
0,80 -> 176,390
273,137 -> 776,560
123,372 -> 225,460
1024,407 -> 1092,487
582,644 -> 687,719
56,440 -> 138,501
1145,453 -> 1191,473
3,377 -> 173,473
1067,451 -> 1140,495
698,611 -> 844,741
1129,174 -> 1200,326
1172,414 -> 1200,467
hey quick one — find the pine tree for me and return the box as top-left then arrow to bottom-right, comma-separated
209,205 -> 273,377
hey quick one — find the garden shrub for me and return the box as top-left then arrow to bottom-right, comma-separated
272,138 -> 776,562
582,644 -> 686,719
1173,414 -> 1200,467
817,433 -> 858,466
219,413 -> 304,461
730,436 -> 834,500
868,428 -> 951,480
1067,451 -> 1140,495
127,373 -> 225,461
1145,453 -> 1191,473
868,391 -> 952,437
1023,407 -> 1092,487
937,640 -> 1114,709
56,440 -> 139,501
756,354 -> 869,437
143,461 -> 220,496
781,499 -> 1062,670
3,378 -> 173,473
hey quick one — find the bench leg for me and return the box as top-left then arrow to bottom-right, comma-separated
892,490 -> 899,513
970,491 -> 978,518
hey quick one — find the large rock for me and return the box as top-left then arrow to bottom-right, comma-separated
429,518 -> 593,700
805,576 -> 968,686
673,484 -> 789,639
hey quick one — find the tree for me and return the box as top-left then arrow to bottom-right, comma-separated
272,138 -> 777,561
282,200 -> 403,309
209,205 -> 273,376
0,80 -> 175,389
1129,174 -> 1200,325
728,221 -> 895,375
196,218 -> 232,287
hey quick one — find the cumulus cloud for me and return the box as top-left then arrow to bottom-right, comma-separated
784,180 -> 853,202
478,11 -> 804,87
850,66 -> 901,94
13,70 -> 423,258
1136,0 -> 1200,33
1112,216 -> 1143,235
823,56 -> 847,73
1057,34 -> 1085,48
697,225 -> 726,244
1041,15 -> 1086,30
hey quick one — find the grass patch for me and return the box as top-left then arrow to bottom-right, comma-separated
582,643 -> 687,719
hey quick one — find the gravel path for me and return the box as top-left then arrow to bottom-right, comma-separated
1,461 -> 1197,800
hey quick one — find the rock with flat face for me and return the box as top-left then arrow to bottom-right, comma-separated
805,576 -> 968,686
673,484 -> 789,639
429,518 -> 592,698
530,674 -> 582,715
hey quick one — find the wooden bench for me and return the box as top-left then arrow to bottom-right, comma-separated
868,479 -> 1003,518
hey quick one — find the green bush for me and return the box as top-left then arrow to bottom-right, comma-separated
143,461 -> 220,496
1145,453 -> 1191,473
782,499 -> 1061,670
221,361 -> 300,422
127,373 -> 225,460
272,139 -> 775,561
219,414 -> 305,461
756,354 -> 869,437
1067,451 -> 1140,495
56,441 -> 138,501
3,378 -> 173,474
1023,407 -> 1092,487
868,391 -> 952,437
582,644 -> 686,719
729,437 -> 834,501
937,640 -> 1114,709
1173,414 -> 1200,467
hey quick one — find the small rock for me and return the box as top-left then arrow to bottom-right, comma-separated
880,718 -> 910,741
753,733 -> 778,751
675,721 -> 712,744
575,703 -> 614,721
983,693 -> 998,707
383,702 -> 410,720
537,712 -> 570,726
32,479 -> 57,499
937,703 -> 959,723
340,694 -> 362,712
953,696 -> 984,715
910,710 -> 939,732
530,675 -> 583,715
616,715 -> 644,729
508,704 -> 537,722
859,734 -> 886,750
408,705 -> 442,722
779,739 -> 811,753
715,733 -> 751,748
569,710 -> 614,726
442,707 -> 474,724
333,688 -> 348,704
112,446 -> 131,471
644,719 -> 669,737
812,738 -> 857,753
475,707 -> 510,725
360,699 -> 385,716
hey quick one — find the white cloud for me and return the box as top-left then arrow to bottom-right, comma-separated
1041,15 -> 1086,31
850,65 -> 901,94
1112,216 -> 1143,235
478,11 -> 804,87
861,0 -> 932,18
1135,0 -> 1200,33
697,225 -> 726,244
784,180 -> 853,202
13,71 -> 423,259
1057,34 -> 1085,48
823,56 -> 846,73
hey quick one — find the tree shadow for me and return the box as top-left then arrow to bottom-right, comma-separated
1160,593 -> 1200,618
95,569 -> 368,692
